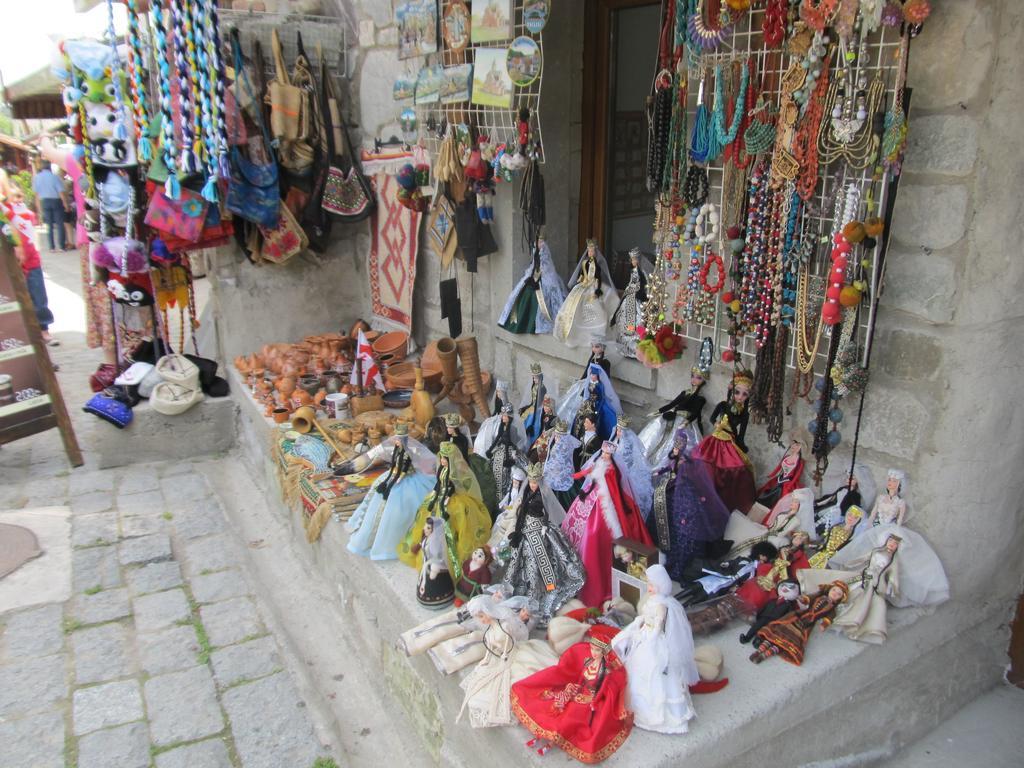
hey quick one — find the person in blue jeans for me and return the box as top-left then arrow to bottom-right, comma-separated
32,163 -> 67,251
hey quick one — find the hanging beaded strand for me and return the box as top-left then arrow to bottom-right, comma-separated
103,0 -> 131,144
203,0 -> 230,177
169,0 -> 198,175
189,0 -> 218,200
124,0 -> 152,162
151,0 -> 181,197
183,0 -> 207,176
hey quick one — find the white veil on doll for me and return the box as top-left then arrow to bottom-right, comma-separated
497,239 -> 569,334
567,243 -> 614,292
612,423 -> 655,518
473,409 -> 529,456
578,445 -> 640,519
764,487 -> 818,540
381,433 -> 438,477
556,363 -> 623,427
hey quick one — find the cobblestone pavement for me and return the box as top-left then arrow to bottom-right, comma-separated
0,439 -> 335,768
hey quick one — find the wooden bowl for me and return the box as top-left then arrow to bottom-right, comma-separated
385,362 -> 443,392
382,389 -> 412,409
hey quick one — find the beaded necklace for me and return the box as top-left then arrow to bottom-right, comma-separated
648,69 -> 674,192
800,0 -> 841,33
725,61 -> 757,169
150,0 -> 180,197
762,0 -> 787,48
687,0 -> 730,54
689,71 -> 721,164
124,0 -> 152,162
792,52 -> 831,201
682,166 -> 709,208
709,61 -> 749,158
753,187 -> 782,347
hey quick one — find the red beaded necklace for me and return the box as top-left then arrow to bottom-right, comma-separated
800,0 -> 841,33
699,250 -> 726,293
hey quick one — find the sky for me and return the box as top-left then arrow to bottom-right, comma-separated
0,1 -> 126,87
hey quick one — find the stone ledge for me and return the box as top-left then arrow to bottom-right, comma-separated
226,376 -> 1006,768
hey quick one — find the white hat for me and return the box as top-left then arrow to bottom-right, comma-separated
137,366 -> 164,399
155,355 -> 200,387
114,362 -> 154,387
149,381 -> 204,416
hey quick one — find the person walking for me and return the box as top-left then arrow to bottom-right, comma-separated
31,162 -> 66,251
1,181 -> 58,347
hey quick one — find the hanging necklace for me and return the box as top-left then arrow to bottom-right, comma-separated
710,61 -> 750,156
687,0 -> 731,53
800,0 -> 841,33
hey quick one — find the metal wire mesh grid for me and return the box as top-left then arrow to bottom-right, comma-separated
218,10 -> 349,82
414,0 -> 545,160
668,7 -> 906,376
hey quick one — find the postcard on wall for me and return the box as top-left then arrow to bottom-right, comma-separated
415,63 -> 444,104
397,1 -> 439,60
441,64 -> 473,103
393,73 -> 417,102
470,47 -> 513,108
470,0 -> 512,44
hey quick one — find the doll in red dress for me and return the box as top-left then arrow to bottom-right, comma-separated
511,635 -> 632,763
694,370 -> 756,514
753,438 -> 807,515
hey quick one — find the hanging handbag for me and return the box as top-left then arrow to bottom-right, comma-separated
225,32 -> 280,229
321,64 -> 374,222
269,29 -> 315,175
298,44 -> 333,251
144,185 -> 209,244
258,200 -> 308,264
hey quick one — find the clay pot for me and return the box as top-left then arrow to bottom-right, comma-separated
435,337 -> 459,384
277,376 -> 297,400
261,344 -> 274,360
324,374 -> 342,394
456,335 -> 490,417
265,403 -> 275,417
295,390 -> 313,407
281,361 -> 300,378
272,407 -> 289,424
373,331 -> 410,361
299,374 -> 321,396
314,389 -> 327,407
235,356 -> 250,373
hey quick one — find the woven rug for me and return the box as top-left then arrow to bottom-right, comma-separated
368,172 -> 421,333
0,523 -> 42,579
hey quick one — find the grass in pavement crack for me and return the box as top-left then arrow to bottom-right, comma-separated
83,585 -> 102,595
312,759 -> 340,768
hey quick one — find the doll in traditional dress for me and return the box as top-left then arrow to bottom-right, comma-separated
739,579 -> 802,645
474,404 -> 528,502
648,431 -> 730,582
499,230 -> 569,335
866,468 -> 908,528
346,423 -> 437,561
580,338 -> 612,378
610,415 -> 654,519
411,517 -> 456,608
695,369 -> 756,514
458,597 -> 559,728
805,505 -> 863,571
519,362 -> 549,445
503,463 -> 586,623
399,585 -> 508,658
638,363 -> 709,467
683,541 -> 781,635
491,465 -> 527,553
455,546 -> 495,606
749,581 -> 850,665
753,438 -> 807,515
612,247 -> 648,359
558,363 -> 622,443
492,379 -> 510,415
511,635 -> 632,762
544,419 -> 583,510
813,463 -> 876,536
562,441 -> 654,607
724,488 -> 818,559
445,412 -> 499,520
546,598 -> 638,654
398,441 -> 491,581
553,239 -> 620,348
611,564 -> 699,734
573,410 -> 602,471
819,534 -> 901,645
529,395 -> 557,452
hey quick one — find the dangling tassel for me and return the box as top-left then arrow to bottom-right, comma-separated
115,121 -> 128,142
201,175 -> 218,203
165,174 -> 181,199
138,136 -> 152,163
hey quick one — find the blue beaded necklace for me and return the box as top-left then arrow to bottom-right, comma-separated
709,62 -> 750,160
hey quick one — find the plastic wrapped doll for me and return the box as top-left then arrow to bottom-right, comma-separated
410,517 -> 456,608
814,463 -> 876,536
562,441 -> 654,607
498,231 -> 569,335
346,423 -> 437,561
544,420 -> 583,509
611,564 -> 700,734
445,413 -> 499,520
693,369 -> 756,514
805,506 -> 863,570
398,441 -> 491,583
866,468 -> 908,529
558,363 -> 622,443
510,635 -> 632,762
458,597 -> 559,728
612,247 -> 648,359
753,438 -> 807,514
749,581 -> 850,665
519,363 -> 549,445
648,431 -> 730,582
739,579 -> 802,645
553,239 -> 620,348
638,363 -> 709,468
491,465 -> 527,552
502,463 -> 587,623
580,338 -> 612,379
455,546 -> 495,606
610,414 -> 654,520
573,410 -> 603,472
546,598 -> 638,654
682,542 -> 780,635
474,404 -> 529,502
399,585 -> 509,657
724,488 -> 818,559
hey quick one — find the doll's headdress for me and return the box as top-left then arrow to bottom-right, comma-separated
590,336 -> 607,349
691,363 -> 710,380
530,361 -> 542,375
588,635 -> 611,652
886,468 -> 906,483
542,394 -> 554,406
438,441 -> 458,459
554,419 -> 568,434
394,421 -> 409,436
628,246 -> 641,259
846,505 -> 865,520
586,237 -> 598,248
500,403 -> 514,415
526,463 -> 544,481
732,368 -> 754,389
444,413 -> 463,428
616,414 -> 629,428
511,465 -> 527,482
827,580 -> 850,601
495,379 -> 508,392
537,226 -> 546,241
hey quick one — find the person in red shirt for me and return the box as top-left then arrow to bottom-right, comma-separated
1,182 -> 56,346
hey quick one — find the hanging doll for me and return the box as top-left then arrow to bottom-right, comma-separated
455,546 -> 495,606
638,363 -> 709,468
519,362 -> 549,446
544,419 -> 583,510
474,404 -> 529,502
610,414 -> 654,520
580,338 -> 611,379
510,635 -> 632,762
694,369 -> 756,514
739,579 -> 802,645
612,247 -> 648,359
557,363 -> 622,443
866,468 -> 908,529
457,597 -> 559,728
411,517 -> 456,608
502,464 -> 587,624
562,441 -> 654,607
648,431 -> 730,582
749,581 -> 850,665
491,465 -> 527,553
753,438 -> 807,516
553,239 -> 620,348
499,229 -> 569,335
398,441 -> 491,585
346,423 -> 436,561
611,564 -> 701,734
445,413 -> 500,520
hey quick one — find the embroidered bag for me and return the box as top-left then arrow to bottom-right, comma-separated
257,199 -> 308,264
144,185 -> 208,243
321,53 -> 374,221
268,29 -> 314,174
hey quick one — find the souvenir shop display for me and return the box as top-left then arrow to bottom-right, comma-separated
572,411 -> 602,472
813,463 -> 876,536
648,431 -> 730,582
753,437 -> 808,513
724,488 -> 818,560
543,420 -> 582,510
610,415 -> 654,520
866,468 -> 907,528
410,516 -> 457,608
528,396 -> 557,453
553,239 -> 619,348
445,412 -> 500,517
500,464 -> 586,624
473,403 -> 529,501
611,565 -> 701,734
611,247 -> 648,359
345,424 -> 437,561
545,599 -> 637,655
637,360 -> 709,468
739,579 -> 802,646
805,505 -> 863,570
562,441 -> 654,607
498,231 -> 568,336
557,363 -> 622,443
749,581 -> 850,666
398,586 -> 508,658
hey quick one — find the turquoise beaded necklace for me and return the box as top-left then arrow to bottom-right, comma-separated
709,62 -> 749,159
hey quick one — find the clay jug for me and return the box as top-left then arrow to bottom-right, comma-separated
411,365 -> 435,428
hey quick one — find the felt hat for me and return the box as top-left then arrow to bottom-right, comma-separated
114,362 -> 154,387
155,355 -> 200,387
149,381 -> 204,416
137,366 -> 164,399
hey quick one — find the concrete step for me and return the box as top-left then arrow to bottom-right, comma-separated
220,375 -> 1013,768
